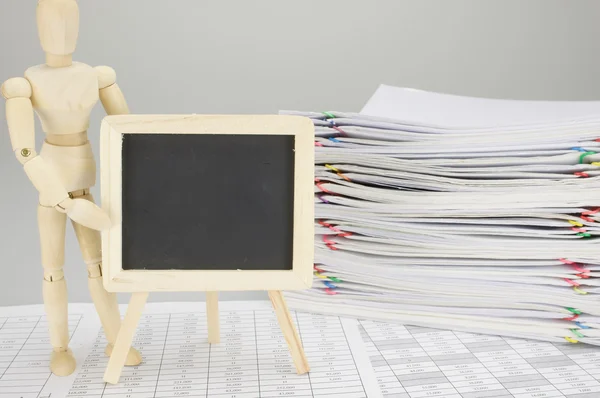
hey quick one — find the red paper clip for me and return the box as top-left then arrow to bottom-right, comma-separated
315,178 -> 331,193
581,208 -> 600,222
332,125 -> 348,137
574,172 -> 589,178
564,278 -> 581,287
330,225 -> 352,238
582,208 -> 600,216
322,235 -> 338,250
314,141 -> 323,147
325,288 -> 337,295
318,220 -> 353,238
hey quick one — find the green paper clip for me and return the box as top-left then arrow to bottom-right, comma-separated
322,111 -> 336,119
328,276 -> 342,283
567,307 -> 582,315
579,151 -> 597,164
571,329 -> 585,338
577,232 -> 592,238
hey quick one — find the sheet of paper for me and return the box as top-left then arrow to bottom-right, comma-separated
0,304 -> 100,398
360,319 -> 600,398
360,85 -> 600,127
60,301 -> 381,398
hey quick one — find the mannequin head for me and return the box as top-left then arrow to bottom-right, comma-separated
37,0 -> 79,63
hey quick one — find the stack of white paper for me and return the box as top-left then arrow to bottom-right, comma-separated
281,87 -> 600,346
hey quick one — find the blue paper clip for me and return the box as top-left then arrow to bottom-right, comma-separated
575,321 -> 591,329
329,137 -> 340,143
571,147 -> 587,152
323,280 -> 337,289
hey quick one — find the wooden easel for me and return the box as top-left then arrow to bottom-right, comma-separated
100,114 -> 315,385
103,290 -> 309,384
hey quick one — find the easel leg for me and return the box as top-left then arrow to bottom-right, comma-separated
206,291 -> 220,343
268,291 -> 310,374
103,292 -> 148,384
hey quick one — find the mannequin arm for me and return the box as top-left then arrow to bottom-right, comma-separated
96,66 -> 130,115
2,78 -> 110,231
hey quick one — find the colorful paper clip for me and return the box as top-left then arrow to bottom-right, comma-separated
574,172 -> 589,178
323,280 -> 336,289
564,278 -> 580,287
322,111 -> 336,119
325,288 -> 337,295
559,258 -> 576,265
568,221 -> 584,227
325,164 -> 351,182
571,329 -> 585,338
331,125 -> 348,137
566,307 -> 582,315
575,322 -> 591,330
571,147 -> 587,152
579,151 -> 597,164
573,287 -> 588,295
314,178 -> 331,194
316,193 -> 330,204
564,336 -> 579,344
582,208 -> 600,217
564,313 -> 580,321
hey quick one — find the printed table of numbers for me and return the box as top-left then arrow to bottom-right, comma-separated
69,309 -> 374,398
360,320 -> 600,398
0,314 -> 82,398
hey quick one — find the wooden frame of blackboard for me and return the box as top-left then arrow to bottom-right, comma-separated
100,114 -> 315,293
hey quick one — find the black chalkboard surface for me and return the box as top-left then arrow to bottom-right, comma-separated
121,134 -> 295,271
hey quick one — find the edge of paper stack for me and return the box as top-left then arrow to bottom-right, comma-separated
282,86 -> 600,346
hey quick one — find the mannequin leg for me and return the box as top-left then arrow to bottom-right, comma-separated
71,193 -> 141,366
38,204 -> 76,376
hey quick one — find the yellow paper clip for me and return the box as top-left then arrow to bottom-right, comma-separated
324,164 -> 351,182
573,286 -> 588,295
565,336 -> 579,344
314,272 -> 327,279
591,162 -> 600,166
569,220 -> 584,227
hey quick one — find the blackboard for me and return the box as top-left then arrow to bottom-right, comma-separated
121,134 -> 295,271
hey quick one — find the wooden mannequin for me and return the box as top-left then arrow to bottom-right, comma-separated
1,0 -> 141,376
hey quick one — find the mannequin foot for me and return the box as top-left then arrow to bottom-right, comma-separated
50,349 -> 76,376
105,344 -> 142,366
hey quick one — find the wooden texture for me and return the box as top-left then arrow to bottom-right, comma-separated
104,292 -> 148,384
1,77 -> 32,99
99,82 -> 129,115
25,62 -> 99,135
1,0 -> 134,377
206,292 -> 220,344
36,0 -> 79,56
38,204 -> 76,376
268,291 -> 310,374
100,115 -> 315,293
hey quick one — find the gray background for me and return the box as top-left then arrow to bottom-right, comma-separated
1,0 -> 599,305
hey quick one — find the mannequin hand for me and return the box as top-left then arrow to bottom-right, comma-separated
56,197 -> 112,231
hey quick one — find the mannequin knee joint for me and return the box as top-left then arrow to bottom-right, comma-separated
43,269 -> 64,282
87,263 -> 103,278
